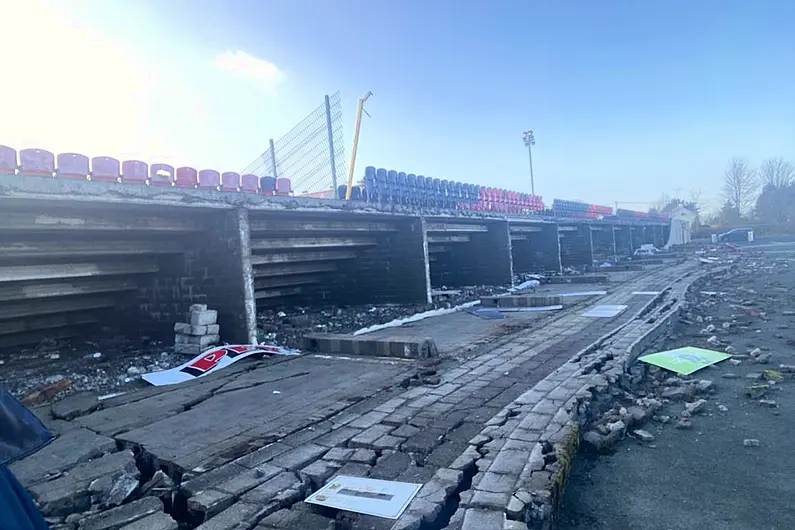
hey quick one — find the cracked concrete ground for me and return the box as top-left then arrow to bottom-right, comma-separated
11,259 -> 696,530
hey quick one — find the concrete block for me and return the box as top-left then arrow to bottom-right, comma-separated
299,460 -> 339,489
270,444 -> 327,471
240,472 -> 304,504
175,333 -> 220,347
258,508 -> 335,530
189,304 -> 209,312
303,333 -> 438,359
194,501 -> 274,530
461,509 -> 504,530
181,462 -> 249,496
174,343 -> 204,355
187,489 -> 235,520
234,442 -> 292,469
174,323 -> 208,335
51,392 -> 100,420
80,497 -> 163,530
191,309 -> 218,326
480,295 -> 562,308
118,511 -> 178,530
350,424 -> 394,449
215,464 -> 282,497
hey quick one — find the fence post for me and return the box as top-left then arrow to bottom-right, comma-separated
269,138 -> 278,178
324,94 -> 337,192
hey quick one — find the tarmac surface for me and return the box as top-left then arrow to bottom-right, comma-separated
560,250 -> 795,530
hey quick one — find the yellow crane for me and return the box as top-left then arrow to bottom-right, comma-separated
345,91 -> 373,200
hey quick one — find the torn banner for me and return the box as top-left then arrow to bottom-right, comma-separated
142,344 -> 297,386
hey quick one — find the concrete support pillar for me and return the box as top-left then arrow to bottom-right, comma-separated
558,224 -> 594,268
630,226 -> 645,252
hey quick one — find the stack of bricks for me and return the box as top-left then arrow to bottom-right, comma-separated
174,304 -> 220,355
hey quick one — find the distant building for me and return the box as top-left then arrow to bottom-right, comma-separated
666,205 -> 697,247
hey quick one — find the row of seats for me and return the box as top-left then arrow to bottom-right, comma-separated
337,167 -> 545,214
0,145 -> 293,195
616,208 -> 669,222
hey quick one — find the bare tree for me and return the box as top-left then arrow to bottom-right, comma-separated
758,157 -> 794,188
723,158 -> 758,216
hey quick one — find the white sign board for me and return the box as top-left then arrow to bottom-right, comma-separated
582,304 -> 628,318
748,230 -> 754,242
305,475 -> 422,519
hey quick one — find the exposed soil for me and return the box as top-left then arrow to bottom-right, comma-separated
560,251 -> 795,530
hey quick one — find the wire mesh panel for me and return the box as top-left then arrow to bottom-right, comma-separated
241,92 -> 346,196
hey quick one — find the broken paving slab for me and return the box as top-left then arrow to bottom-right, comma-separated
78,496 -> 163,530
11,427 -> 116,486
118,511 -> 178,530
29,450 -> 137,517
51,392 -> 100,420
302,333 -> 438,359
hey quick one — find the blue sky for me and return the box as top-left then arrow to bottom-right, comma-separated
2,0 -> 793,211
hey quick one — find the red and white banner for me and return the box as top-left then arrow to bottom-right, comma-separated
142,344 -> 298,386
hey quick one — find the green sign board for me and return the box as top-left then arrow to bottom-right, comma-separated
638,346 -> 731,375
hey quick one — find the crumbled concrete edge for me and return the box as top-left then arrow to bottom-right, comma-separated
388,264 -> 728,530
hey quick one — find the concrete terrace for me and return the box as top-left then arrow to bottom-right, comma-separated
0,173 -> 669,349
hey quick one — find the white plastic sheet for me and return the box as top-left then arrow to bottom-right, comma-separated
582,305 -> 628,318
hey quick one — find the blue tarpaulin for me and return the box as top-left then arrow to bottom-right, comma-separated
1,389 -> 54,530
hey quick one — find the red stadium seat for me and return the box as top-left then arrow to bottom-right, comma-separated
56,153 -> 89,180
19,148 -> 54,177
221,172 -> 241,192
0,145 -> 17,175
198,169 -> 220,190
91,157 -> 120,182
149,163 -> 175,187
176,167 -> 198,188
240,173 -> 260,194
275,177 -> 292,196
121,160 -> 148,184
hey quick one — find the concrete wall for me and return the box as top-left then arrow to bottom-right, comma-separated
558,224 -> 593,268
510,222 -> 561,273
615,226 -> 632,257
590,225 -> 616,264
427,220 -> 512,287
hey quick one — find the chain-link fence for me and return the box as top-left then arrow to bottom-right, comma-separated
241,92 -> 346,196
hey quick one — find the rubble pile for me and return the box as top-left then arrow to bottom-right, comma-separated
257,284 -> 508,349
581,252 -> 795,454
174,304 -> 220,355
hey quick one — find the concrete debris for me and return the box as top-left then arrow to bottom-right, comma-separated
633,429 -> 655,442
717,404 -> 729,412
176,306 -> 220,355
743,439 -> 761,447
684,399 -> 707,415
759,399 -> 778,408
675,418 -> 692,429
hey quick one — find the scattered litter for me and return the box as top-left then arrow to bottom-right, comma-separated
498,305 -> 563,313
638,346 -> 731,375
559,291 -> 607,297
272,390 -> 281,394
352,301 -> 480,336
507,279 -> 541,292
306,475 -> 421,519
142,344 -> 298,386
743,439 -> 761,447
98,392 -> 126,401
582,305 -> 628,318
632,291 -> 660,296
